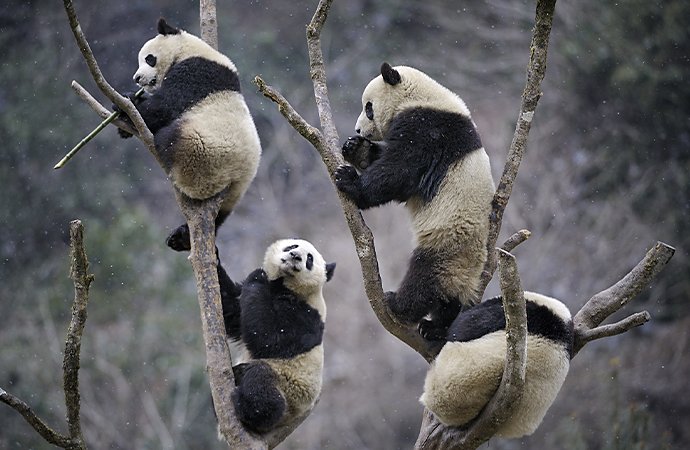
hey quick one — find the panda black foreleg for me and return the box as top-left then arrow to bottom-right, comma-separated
218,254 -> 243,341
232,361 -> 286,434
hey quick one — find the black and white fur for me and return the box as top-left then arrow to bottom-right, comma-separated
117,19 -> 261,250
420,292 -> 573,437
218,239 -> 335,434
335,63 -> 495,339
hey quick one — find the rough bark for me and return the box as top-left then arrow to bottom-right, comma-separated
1,220 -> 92,450
255,1 -> 676,449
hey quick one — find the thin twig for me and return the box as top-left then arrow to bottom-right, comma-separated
576,311 -> 651,346
255,0 -> 434,362
501,229 -> 531,253
71,81 -> 136,135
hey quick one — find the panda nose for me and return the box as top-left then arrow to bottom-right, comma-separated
289,251 -> 302,262
134,74 -> 142,84
355,128 -> 361,134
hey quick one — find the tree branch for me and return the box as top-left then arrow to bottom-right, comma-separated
478,0 -> 557,296
62,220 -> 92,446
200,0 -> 218,50
171,190 -> 265,450
0,389 -> 73,448
62,0 -> 157,160
415,249 -> 528,450
572,241 -> 675,355
501,229 -> 531,254
71,80 -> 136,136
255,0 -> 434,362
1,220 -> 94,449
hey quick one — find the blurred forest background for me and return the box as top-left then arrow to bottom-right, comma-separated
1,0 -> 688,448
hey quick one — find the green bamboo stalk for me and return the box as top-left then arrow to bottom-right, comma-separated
54,87 -> 145,170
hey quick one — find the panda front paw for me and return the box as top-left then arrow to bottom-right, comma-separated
418,319 -> 448,342
342,135 -> 372,169
335,164 -> 361,196
166,224 -> 191,252
245,268 -> 268,285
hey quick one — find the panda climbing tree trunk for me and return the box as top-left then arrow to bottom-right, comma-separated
255,0 -> 675,449
57,1 -> 273,449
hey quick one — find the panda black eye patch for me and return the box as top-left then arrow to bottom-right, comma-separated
145,54 -> 157,67
365,101 -> 374,120
282,244 -> 299,252
306,254 -> 314,271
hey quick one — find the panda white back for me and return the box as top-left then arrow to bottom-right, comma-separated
420,292 -> 573,438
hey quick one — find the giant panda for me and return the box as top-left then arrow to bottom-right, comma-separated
116,18 -> 261,251
420,292 -> 573,437
217,238 -> 336,434
335,63 -> 495,339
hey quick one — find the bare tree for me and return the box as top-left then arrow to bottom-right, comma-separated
2,0 -> 675,449
254,0 -> 675,448
1,220 -> 91,450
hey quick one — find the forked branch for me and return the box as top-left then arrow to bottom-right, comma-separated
572,241 -> 675,355
0,220 -> 92,450
255,0 -> 435,362
60,1 -> 273,448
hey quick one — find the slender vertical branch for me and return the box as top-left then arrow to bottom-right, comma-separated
200,0 -> 218,49
62,220 -> 93,447
1,220 -> 95,449
415,249 -> 527,450
478,0 -> 557,295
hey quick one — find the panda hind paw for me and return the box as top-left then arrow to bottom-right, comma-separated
166,224 -> 191,252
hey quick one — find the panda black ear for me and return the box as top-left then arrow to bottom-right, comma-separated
157,18 -> 180,35
381,62 -> 401,86
325,262 -> 336,282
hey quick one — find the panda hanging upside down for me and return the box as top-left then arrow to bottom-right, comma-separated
115,18 -> 261,250
216,239 -> 335,434
335,62 -> 495,340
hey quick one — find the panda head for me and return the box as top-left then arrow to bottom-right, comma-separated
263,239 -> 336,295
133,18 -> 237,93
354,62 -> 472,140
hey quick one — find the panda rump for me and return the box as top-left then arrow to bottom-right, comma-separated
420,292 -> 573,438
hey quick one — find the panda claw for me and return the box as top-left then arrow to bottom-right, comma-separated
418,319 -> 447,342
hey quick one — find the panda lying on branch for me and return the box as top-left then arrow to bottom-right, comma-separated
216,239 -> 335,434
115,19 -> 261,250
336,63 -> 495,340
